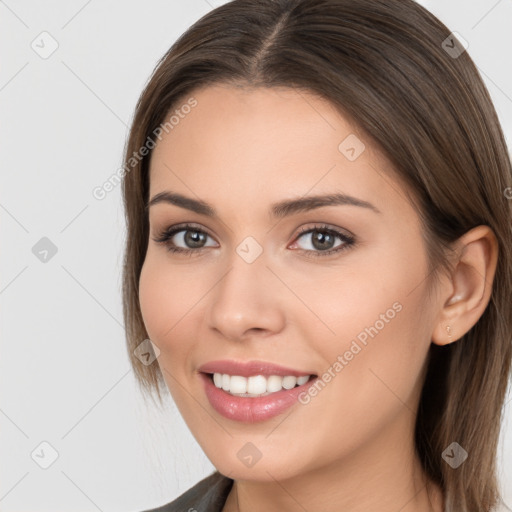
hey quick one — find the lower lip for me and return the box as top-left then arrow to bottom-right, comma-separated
200,373 -> 317,423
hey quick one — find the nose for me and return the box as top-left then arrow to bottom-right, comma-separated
206,250 -> 286,342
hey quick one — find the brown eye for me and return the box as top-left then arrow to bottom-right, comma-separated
153,223 -> 218,255
182,230 -> 208,248
291,225 -> 356,258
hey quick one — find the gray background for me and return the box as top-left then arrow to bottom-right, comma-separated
1,1 -> 511,510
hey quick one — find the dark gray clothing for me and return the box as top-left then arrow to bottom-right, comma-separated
142,471 -> 233,512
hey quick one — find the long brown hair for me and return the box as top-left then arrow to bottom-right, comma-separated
121,1 -> 512,510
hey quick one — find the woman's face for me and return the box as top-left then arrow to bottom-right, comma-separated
139,84 -> 442,481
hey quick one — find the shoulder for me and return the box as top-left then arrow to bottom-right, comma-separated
140,471 -> 234,512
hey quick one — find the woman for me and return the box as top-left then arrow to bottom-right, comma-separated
121,0 -> 512,510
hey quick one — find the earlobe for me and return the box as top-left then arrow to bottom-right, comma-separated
431,225 -> 498,347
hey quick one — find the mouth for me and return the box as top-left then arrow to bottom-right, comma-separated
197,360 -> 319,422
205,372 -> 316,397
198,372 -> 318,423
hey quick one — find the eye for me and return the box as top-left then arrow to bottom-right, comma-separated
152,222 -> 356,258
290,224 -> 355,258
152,223 -> 218,255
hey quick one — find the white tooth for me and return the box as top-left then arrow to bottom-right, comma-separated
229,375 -> 248,394
266,375 -> 284,393
213,373 -> 223,388
221,374 -> 231,391
282,376 -> 297,389
247,375 -> 267,394
213,373 -> 312,396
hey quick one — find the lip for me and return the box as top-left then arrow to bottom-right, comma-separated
198,359 -> 315,378
198,360 -> 318,423
200,373 -> 318,423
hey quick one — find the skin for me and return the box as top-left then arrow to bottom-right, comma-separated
139,84 -> 498,512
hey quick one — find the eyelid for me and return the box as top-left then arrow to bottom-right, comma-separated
153,221 -> 214,237
152,222 -> 218,246
292,223 -> 354,240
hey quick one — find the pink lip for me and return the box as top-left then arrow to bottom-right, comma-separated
200,373 -> 317,422
198,359 -> 315,378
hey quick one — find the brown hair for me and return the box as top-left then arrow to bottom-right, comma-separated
121,1 -> 512,509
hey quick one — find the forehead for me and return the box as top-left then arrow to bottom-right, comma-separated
148,84 -> 413,222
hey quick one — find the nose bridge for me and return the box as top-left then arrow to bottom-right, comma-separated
221,233 -> 270,297
206,242 -> 284,340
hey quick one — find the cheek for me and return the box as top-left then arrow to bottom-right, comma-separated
138,259 -> 190,361
138,256 -> 217,423
138,261 -> 170,341
326,260 -> 432,416
138,253 -> 213,380
139,253 -> 198,339
295,240 -> 428,353
305,240 -> 432,391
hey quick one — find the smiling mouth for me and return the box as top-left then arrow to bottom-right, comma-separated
205,372 -> 317,397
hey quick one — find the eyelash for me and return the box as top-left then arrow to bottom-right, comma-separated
152,222 -> 356,259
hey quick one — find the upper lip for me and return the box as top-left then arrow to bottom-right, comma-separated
198,359 -> 316,378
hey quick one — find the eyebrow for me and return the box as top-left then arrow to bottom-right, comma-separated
146,191 -> 381,217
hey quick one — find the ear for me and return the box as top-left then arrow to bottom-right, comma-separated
431,225 -> 498,346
